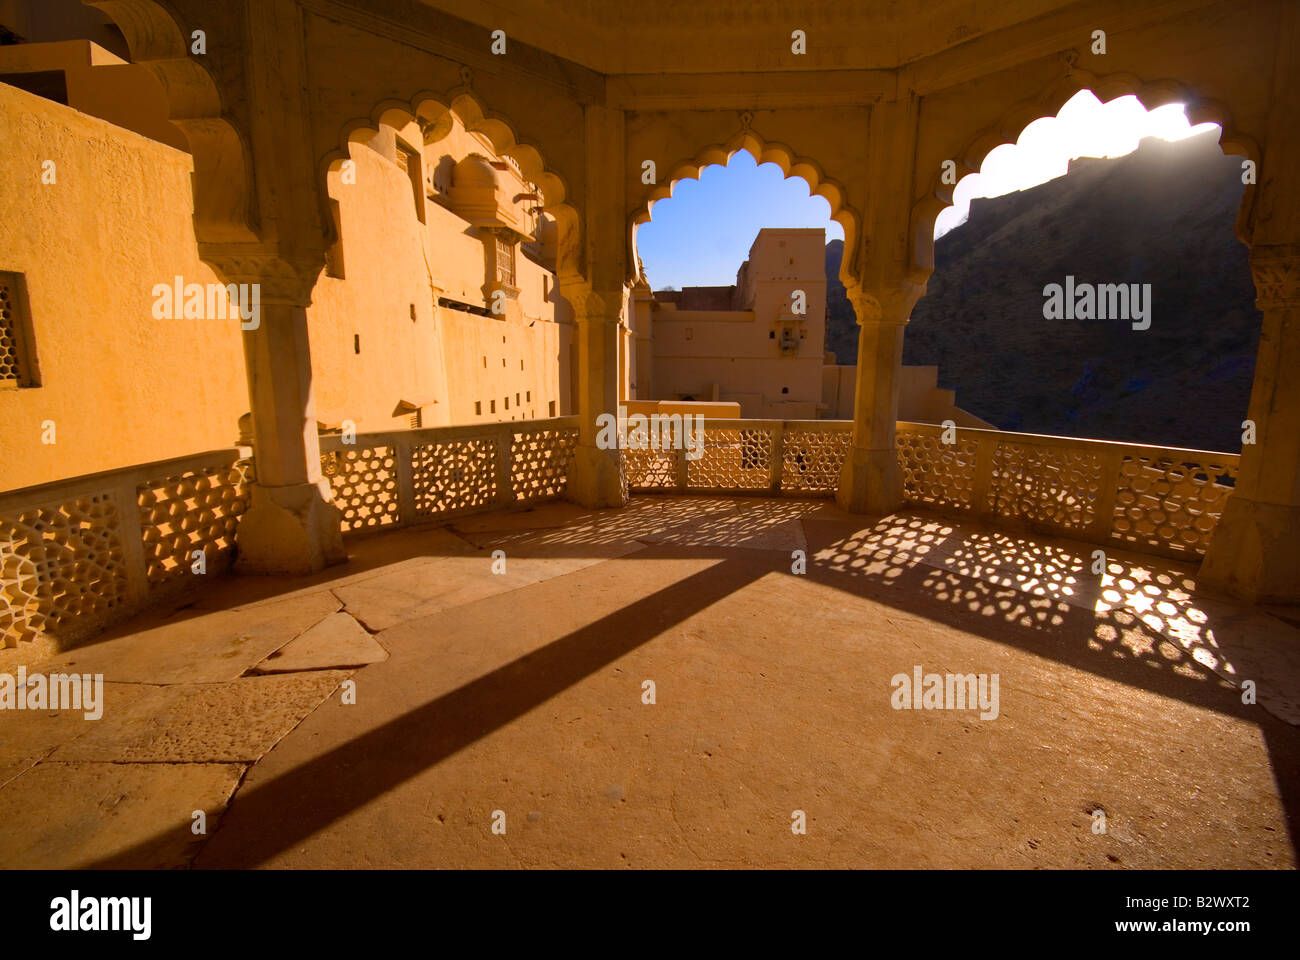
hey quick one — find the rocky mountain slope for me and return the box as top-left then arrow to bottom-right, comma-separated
824,130 -> 1259,453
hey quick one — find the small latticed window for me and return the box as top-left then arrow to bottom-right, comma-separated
495,236 -> 516,286
0,271 -> 36,387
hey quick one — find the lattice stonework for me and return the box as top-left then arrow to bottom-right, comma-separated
1112,455 -> 1238,555
511,428 -> 577,503
689,427 -> 773,490
625,446 -> 678,491
137,460 -> 252,584
322,446 -> 400,532
895,431 -> 978,510
0,272 -> 29,384
413,437 -> 499,517
989,442 -> 1102,531
0,494 -> 128,647
781,429 -> 850,495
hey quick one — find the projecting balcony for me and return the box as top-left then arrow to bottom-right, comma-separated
1,417 -> 1298,867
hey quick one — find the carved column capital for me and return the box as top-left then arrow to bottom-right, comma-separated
558,280 -> 621,323
847,282 -> 924,325
1250,243 -> 1300,309
200,247 -> 325,307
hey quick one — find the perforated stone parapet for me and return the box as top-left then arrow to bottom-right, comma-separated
989,441 -> 1102,532
510,427 -> 578,503
322,446 -> 400,533
625,446 -> 678,491
1112,454 -> 1238,557
413,437 -> 498,517
781,428 -> 851,495
896,429 -> 978,511
0,493 -> 128,647
137,459 -> 253,584
689,427 -> 773,491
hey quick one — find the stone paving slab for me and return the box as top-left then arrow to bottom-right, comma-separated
0,761 -> 244,868
252,613 -> 387,673
0,682 -> 153,789
332,546 -> 646,634
50,671 -> 350,763
27,591 -> 342,684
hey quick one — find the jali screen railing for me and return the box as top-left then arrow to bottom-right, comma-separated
623,418 -> 853,496
624,417 -> 1238,560
893,420 -> 1239,560
319,416 -> 580,534
1,448 -> 254,648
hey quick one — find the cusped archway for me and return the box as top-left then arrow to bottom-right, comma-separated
631,128 -> 860,288
320,89 -> 582,282
87,0 -> 257,243
909,69 -> 1260,279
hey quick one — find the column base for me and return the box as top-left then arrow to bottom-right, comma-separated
836,446 -> 903,515
565,444 -> 627,509
235,480 -> 347,575
1200,496 -> 1300,604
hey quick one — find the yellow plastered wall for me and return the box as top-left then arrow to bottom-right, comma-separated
0,81 -> 247,491
1,73 -> 577,492
310,114 -> 573,431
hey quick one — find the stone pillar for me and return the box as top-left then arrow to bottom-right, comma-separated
837,285 -> 918,514
565,284 -> 627,508
217,255 -> 347,574
1201,244 -> 1300,603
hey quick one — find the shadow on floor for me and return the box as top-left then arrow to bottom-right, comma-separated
48,495 -> 1300,867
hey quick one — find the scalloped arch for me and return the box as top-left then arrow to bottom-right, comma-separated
909,70 -> 1261,280
320,88 -> 580,273
87,0 -> 258,242
632,130 -> 860,285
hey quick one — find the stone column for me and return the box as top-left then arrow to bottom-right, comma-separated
837,285 -> 919,513
1201,244 -> 1300,603
216,255 -> 347,574
565,283 -> 627,508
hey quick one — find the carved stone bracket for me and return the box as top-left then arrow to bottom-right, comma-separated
558,280 -> 620,323
847,283 -> 924,326
1250,243 -> 1300,309
200,249 -> 325,307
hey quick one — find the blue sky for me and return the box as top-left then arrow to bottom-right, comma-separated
635,150 -> 842,290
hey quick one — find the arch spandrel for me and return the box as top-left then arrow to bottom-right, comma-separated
625,106 -> 868,287
302,8 -> 589,273
907,3 -> 1282,279
911,72 -> 1265,282
87,0 -> 258,243
318,89 -> 582,284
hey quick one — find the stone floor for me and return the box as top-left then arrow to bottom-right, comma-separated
2,494 -> 1298,869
